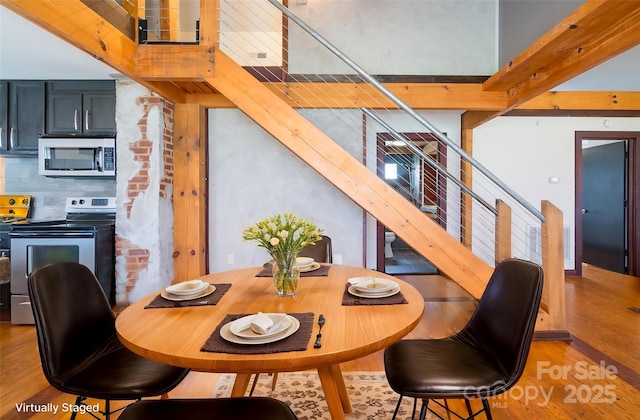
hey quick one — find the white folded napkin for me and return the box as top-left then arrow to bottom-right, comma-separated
249,312 -> 288,335
250,312 -> 274,335
166,279 -> 207,295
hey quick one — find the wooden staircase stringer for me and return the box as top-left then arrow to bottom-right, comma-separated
206,50 -> 494,299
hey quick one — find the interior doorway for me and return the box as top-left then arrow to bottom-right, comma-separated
575,131 -> 639,276
375,132 -> 446,274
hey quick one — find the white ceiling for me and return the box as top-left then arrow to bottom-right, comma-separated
0,7 -> 116,80
1,6 -> 639,90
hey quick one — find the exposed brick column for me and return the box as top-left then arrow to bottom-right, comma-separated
114,81 -> 174,305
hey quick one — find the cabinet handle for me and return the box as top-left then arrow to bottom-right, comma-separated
9,127 -> 14,148
74,109 -> 78,131
85,109 -> 89,131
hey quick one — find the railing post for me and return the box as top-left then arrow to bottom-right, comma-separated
495,199 -> 512,264
541,200 -> 566,331
200,0 -> 219,46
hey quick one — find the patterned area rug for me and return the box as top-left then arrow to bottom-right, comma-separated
213,371 -> 435,419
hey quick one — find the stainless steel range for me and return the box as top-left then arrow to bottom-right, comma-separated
0,195 -> 32,319
9,197 -> 115,324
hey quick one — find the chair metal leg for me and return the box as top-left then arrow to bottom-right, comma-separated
443,399 -> 452,420
392,395 -> 403,419
419,399 -> 429,420
464,399 -> 473,417
249,373 -> 260,396
249,372 -> 279,395
70,396 -> 83,420
482,399 -> 492,420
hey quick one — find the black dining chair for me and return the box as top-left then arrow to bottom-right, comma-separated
28,262 -> 191,420
117,397 -> 298,420
384,258 -> 543,420
298,234 -> 333,263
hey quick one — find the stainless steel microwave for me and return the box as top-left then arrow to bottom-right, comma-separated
38,137 -> 116,177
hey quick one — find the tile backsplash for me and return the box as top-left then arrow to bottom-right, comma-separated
4,157 -> 115,220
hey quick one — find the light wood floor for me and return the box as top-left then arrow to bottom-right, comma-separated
1,264 -> 638,419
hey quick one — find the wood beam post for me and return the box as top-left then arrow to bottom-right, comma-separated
495,199 -> 512,264
460,127 -> 473,249
541,200 -> 566,331
173,103 -> 207,281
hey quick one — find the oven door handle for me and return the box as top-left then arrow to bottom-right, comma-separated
10,232 -> 95,239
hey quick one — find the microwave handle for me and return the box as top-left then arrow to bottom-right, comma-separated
96,147 -> 103,172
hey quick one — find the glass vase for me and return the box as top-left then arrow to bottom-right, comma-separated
271,252 -> 300,296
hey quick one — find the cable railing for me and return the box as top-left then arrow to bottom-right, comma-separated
133,0 -> 200,43
216,0 -> 550,268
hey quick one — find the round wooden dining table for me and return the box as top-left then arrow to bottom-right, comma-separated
116,264 -> 424,420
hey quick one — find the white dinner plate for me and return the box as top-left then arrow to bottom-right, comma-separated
348,284 -> 401,299
299,262 -> 321,273
221,316 -> 300,345
160,285 -> 216,301
165,279 -> 208,296
350,277 -> 398,294
229,313 -> 292,340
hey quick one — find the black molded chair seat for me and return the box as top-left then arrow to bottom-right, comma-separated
58,337 -> 189,399
28,262 -> 190,419
118,398 -> 298,420
384,258 -> 543,420
385,339 -> 507,397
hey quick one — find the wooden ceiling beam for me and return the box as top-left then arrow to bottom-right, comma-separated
462,90 -> 640,129
192,82 -> 508,110
518,91 -> 640,111
484,0 -> 640,108
136,45 -> 215,80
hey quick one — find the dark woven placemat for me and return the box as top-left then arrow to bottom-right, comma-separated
255,264 -> 331,277
144,284 -> 232,309
200,312 -> 315,354
341,283 -> 408,306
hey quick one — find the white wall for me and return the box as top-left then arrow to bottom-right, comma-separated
208,109 -> 365,272
286,1 -> 497,75
473,116 -> 640,269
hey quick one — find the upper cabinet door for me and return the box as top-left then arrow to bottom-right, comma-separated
0,81 -> 7,151
8,81 -> 45,153
84,93 -> 116,135
47,93 -> 83,135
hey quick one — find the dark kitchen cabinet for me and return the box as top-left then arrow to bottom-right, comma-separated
0,81 -> 45,155
46,81 -> 116,136
0,82 -> 6,150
